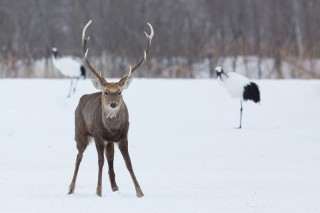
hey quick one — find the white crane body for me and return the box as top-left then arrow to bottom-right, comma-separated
52,47 -> 86,97
216,66 -> 260,128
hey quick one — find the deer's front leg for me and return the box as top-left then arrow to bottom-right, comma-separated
118,138 -> 144,198
105,142 -> 119,191
95,140 -> 105,197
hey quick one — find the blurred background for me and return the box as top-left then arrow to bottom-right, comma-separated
0,0 -> 320,79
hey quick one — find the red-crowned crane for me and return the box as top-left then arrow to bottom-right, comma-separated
52,47 -> 86,97
215,66 -> 260,129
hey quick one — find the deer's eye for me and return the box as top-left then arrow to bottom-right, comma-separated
118,91 -> 122,95
104,91 -> 109,95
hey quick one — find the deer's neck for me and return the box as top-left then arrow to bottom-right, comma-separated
104,105 -> 120,119
101,101 -> 127,131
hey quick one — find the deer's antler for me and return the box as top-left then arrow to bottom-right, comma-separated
118,23 -> 154,86
82,20 -> 107,85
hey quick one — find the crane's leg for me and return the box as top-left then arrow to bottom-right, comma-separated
73,77 -> 80,94
238,100 -> 243,129
67,79 -> 74,98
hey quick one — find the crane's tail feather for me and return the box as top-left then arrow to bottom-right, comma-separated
243,82 -> 260,103
80,65 -> 86,79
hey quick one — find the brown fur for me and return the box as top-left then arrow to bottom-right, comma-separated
76,92 -> 128,139
67,20 -> 153,198
68,90 -> 144,198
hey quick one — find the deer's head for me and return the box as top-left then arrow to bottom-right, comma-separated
82,20 -> 153,117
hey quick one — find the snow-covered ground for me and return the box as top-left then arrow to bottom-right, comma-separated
0,78 -> 320,212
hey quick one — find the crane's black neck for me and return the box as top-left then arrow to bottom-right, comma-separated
52,51 -> 58,59
217,72 -> 228,81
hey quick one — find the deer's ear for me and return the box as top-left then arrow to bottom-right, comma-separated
91,77 -> 102,90
118,74 -> 133,91
122,76 -> 133,90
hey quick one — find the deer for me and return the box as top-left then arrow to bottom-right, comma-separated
68,20 -> 154,198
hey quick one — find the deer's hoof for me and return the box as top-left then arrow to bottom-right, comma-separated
112,185 -> 119,192
68,183 -> 75,194
96,186 -> 102,197
136,191 -> 144,198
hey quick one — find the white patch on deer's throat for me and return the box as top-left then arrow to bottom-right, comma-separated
104,106 -> 120,119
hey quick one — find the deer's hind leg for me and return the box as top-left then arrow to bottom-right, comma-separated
68,135 -> 90,194
105,142 -> 119,191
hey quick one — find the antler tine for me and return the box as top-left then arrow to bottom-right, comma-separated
130,22 -> 154,74
118,66 -> 132,86
82,20 -> 107,84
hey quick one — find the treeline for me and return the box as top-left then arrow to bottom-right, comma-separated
1,0 -> 320,78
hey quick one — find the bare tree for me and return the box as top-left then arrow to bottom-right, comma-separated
1,0 -> 320,78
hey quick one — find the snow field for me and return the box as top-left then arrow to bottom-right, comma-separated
0,79 -> 320,212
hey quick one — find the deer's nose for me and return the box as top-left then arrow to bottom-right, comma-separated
110,103 -> 117,108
